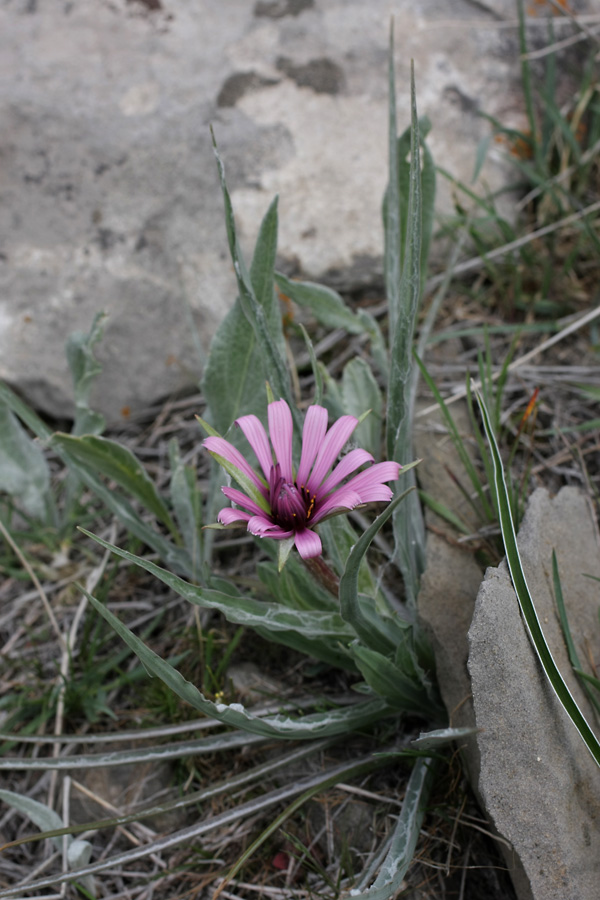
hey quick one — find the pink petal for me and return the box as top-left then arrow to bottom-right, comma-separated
247,515 -> 293,539
310,488 -> 363,524
344,462 -> 401,501
296,405 -> 329,488
268,400 -> 294,483
236,415 -> 273,481
218,508 -> 252,526
317,448 -> 374,497
306,415 -> 359,493
294,528 -> 322,559
204,436 -> 265,492
222,486 -> 266,517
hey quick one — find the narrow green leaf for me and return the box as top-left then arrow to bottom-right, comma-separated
51,433 -> 178,537
386,65 -> 427,606
277,536 -> 295,572
83,582 -> 393,739
351,757 -> 436,899
384,23 -> 401,340
203,197 -> 283,435
477,389 -> 600,769
66,311 -> 106,437
0,789 -> 65,850
169,439 -> 202,579
211,133 -> 297,429
339,485 -> 415,649
411,727 -> 478,750
79,529 -> 354,641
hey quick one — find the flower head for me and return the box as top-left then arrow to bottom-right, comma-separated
203,400 -> 400,559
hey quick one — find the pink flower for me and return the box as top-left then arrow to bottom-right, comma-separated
203,400 -> 401,560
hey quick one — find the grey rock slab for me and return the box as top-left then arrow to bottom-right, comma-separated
468,487 -> 600,900
1,1 -> 592,419
416,400 -> 485,782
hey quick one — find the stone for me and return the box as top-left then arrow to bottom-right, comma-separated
468,487 -> 600,900
1,1 -> 592,419
416,400 -> 485,783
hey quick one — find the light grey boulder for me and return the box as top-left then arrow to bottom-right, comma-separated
469,487 -> 600,900
0,0 -> 589,419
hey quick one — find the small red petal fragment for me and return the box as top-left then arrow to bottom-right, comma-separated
272,851 -> 289,870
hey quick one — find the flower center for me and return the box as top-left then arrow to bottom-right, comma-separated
269,465 -> 316,530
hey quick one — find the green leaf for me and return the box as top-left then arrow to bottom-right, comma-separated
202,197 -> 284,435
0,406 -> 53,522
51,434 -> 178,537
411,727 -> 478,750
384,64 -> 428,606
0,787 -> 95,890
341,357 -> 383,458
66,311 -> 106,437
477,389 -> 600,769
350,642 -> 435,714
351,757 -> 436,899
277,536 -> 295,572
274,271 -> 365,334
82,580 -> 393,739
0,789 -> 65,850
0,382 -> 187,573
169,440 -> 202,578
339,484 -> 415,649
80,529 -> 354,642
210,134 -> 297,429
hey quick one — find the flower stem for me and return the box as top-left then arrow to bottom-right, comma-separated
302,556 -> 340,598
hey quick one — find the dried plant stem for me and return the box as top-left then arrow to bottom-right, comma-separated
0,516 -> 66,651
418,304 -> 600,419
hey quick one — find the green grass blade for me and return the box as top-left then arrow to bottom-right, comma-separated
477,389 -> 600,769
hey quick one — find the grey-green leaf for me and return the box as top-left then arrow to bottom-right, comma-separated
0,406 -> 52,522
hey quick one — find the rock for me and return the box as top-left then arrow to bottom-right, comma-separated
468,487 -> 600,900
1,1 -> 592,419
416,400 -> 485,783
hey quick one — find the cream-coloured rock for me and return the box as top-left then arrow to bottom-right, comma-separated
0,0 -> 592,418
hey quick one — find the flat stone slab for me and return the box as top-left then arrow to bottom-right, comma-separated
469,487 -> 600,900
3,0 -> 588,419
